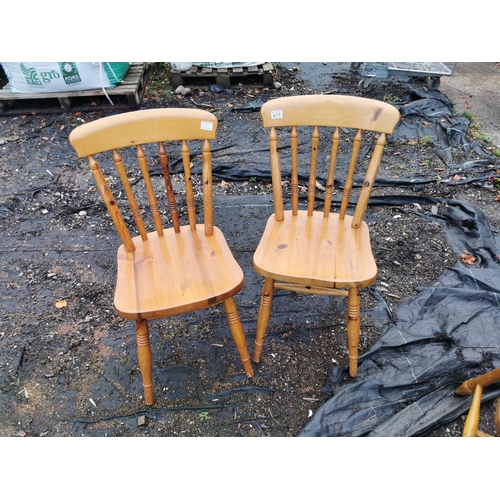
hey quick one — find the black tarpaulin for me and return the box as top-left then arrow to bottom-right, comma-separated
392,87 -> 495,162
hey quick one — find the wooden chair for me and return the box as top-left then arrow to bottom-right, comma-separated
455,367 -> 500,436
252,95 -> 400,377
68,108 -> 253,405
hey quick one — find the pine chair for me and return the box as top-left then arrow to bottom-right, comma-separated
252,95 -> 400,377
69,108 -> 253,405
455,367 -> 500,437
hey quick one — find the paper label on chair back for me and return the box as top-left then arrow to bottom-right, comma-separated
270,110 -> 283,119
201,121 -> 214,131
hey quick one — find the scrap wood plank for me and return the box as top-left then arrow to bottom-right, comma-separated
0,62 -> 148,115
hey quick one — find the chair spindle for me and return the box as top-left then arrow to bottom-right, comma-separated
182,140 -> 197,230
136,144 -> 164,236
269,127 -> 284,222
88,154 -> 135,252
158,142 -> 180,233
352,133 -> 387,229
290,126 -> 299,215
112,149 -> 148,241
307,126 -> 320,216
339,129 -> 362,220
202,139 -> 214,236
324,127 -> 340,217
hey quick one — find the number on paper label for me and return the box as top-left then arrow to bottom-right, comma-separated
271,110 -> 283,119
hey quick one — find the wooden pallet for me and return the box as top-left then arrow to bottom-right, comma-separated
170,63 -> 275,89
0,62 -> 148,115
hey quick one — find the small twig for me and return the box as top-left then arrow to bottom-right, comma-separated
52,404 -> 223,424
10,347 -> 25,376
207,418 -> 270,434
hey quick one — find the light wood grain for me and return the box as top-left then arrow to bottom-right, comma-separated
253,211 -> 377,289
69,108 -> 218,157
115,227 -> 244,319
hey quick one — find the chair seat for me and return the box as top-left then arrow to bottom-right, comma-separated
252,210 -> 377,289
114,225 -> 244,320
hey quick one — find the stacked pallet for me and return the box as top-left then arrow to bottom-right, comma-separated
170,62 -> 275,89
0,62 -> 148,115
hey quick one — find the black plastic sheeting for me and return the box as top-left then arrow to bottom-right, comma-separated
392,87 -> 495,163
299,200 -> 500,436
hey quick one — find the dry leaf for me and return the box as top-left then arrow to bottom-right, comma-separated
460,254 -> 476,265
220,180 -> 228,188
55,300 -> 67,309
60,125 -> 65,131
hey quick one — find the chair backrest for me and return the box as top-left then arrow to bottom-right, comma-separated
260,95 -> 400,227
68,108 -> 218,252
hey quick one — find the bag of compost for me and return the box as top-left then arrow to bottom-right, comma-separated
0,62 -> 130,93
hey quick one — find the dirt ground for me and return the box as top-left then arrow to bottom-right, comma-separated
0,62 -> 499,437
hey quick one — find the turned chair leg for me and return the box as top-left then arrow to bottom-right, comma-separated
462,384 -> 484,437
495,398 -> 500,435
253,277 -> 275,363
223,297 -> 254,378
347,288 -> 360,378
135,319 -> 154,405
